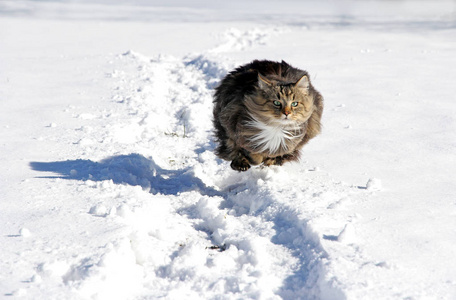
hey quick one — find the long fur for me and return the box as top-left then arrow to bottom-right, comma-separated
213,59 -> 323,171
246,116 -> 302,154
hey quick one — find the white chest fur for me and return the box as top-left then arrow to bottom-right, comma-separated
247,118 -> 301,155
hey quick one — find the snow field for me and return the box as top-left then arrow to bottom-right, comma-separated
6,29 -> 374,299
2,1 -> 456,298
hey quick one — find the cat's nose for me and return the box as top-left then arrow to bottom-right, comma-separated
283,110 -> 291,116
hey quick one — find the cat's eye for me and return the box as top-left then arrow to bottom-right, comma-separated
273,100 -> 281,107
291,102 -> 299,107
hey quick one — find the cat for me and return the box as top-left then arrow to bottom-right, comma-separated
213,60 -> 323,171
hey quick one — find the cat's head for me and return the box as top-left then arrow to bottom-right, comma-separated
247,73 -> 315,125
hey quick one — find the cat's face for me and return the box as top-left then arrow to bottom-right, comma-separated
248,74 -> 314,125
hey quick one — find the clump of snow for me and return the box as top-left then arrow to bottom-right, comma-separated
30,274 -> 42,283
366,178 -> 382,191
19,228 -> 31,238
337,224 -> 357,244
37,261 -> 70,279
89,204 -> 108,217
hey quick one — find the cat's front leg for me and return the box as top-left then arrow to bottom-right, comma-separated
230,149 -> 263,171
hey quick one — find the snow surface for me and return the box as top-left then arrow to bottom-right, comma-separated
1,0 -> 456,299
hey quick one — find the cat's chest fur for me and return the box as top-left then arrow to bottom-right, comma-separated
246,118 -> 303,155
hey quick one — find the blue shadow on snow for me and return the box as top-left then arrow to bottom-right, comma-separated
30,153 -> 219,196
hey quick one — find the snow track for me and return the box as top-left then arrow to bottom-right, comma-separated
21,34 -> 377,299
7,9 -> 455,297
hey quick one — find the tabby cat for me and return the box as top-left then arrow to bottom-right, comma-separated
213,60 -> 323,171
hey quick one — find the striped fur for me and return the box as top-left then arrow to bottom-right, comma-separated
213,60 -> 323,171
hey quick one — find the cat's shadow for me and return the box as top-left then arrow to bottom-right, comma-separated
30,153 -> 219,197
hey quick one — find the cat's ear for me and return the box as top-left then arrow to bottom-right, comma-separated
295,75 -> 310,91
258,73 -> 273,89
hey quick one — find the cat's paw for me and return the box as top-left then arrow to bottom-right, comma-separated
273,156 -> 285,166
263,157 -> 283,166
262,157 -> 275,166
263,155 -> 294,167
230,158 -> 251,172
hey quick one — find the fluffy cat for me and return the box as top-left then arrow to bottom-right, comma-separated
213,60 -> 323,171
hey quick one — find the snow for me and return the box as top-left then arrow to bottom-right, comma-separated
1,0 -> 456,299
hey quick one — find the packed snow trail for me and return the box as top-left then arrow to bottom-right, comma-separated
25,45 -> 376,299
